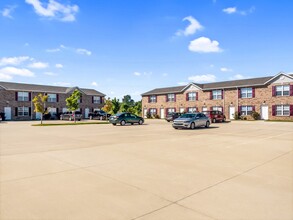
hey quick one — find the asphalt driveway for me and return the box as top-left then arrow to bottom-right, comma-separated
0,120 -> 292,220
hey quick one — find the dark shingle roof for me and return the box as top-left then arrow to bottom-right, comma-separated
0,81 -> 106,96
141,73 -> 293,96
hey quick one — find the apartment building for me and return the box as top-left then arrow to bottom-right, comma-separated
0,81 -> 106,120
141,72 -> 293,121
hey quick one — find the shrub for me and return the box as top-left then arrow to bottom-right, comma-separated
234,111 -> 240,120
251,111 -> 260,120
146,112 -> 152,119
154,114 -> 160,119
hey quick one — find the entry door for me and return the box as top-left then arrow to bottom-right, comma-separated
4,107 -> 11,120
85,108 -> 90,118
143,108 -> 147,118
160,108 -> 165,119
261,105 -> 269,120
229,106 -> 235,119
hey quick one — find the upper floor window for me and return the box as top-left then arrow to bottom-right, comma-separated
47,94 -> 57,102
240,88 -> 253,98
276,85 -> 289,96
187,92 -> 197,101
17,92 -> 29,101
167,94 -> 175,102
187,107 -> 197,113
240,106 -> 253,115
212,90 -> 222,100
93,96 -> 101,104
276,105 -> 290,116
149,95 -> 157,103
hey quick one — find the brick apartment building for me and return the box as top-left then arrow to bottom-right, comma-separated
141,72 -> 293,121
0,81 -> 106,120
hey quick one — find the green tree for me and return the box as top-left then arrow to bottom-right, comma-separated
119,102 -> 130,112
32,93 -> 48,124
66,89 -> 82,123
112,98 -> 121,114
122,95 -> 134,107
102,98 -> 113,114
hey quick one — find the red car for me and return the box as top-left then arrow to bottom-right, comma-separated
203,110 -> 226,123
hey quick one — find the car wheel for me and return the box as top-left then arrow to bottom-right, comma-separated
131,123 -> 134,125
174,127 -> 178,129
222,117 -> 226,122
138,119 -> 143,125
190,122 -> 195,129
212,118 -> 216,123
112,123 -> 116,126
205,121 -> 210,128
120,120 -> 126,126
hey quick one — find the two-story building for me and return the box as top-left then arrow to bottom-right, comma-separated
0,81 -> 106,120
141,72 -> 293,121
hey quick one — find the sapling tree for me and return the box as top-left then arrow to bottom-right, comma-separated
32,93 -> 48,125
66,89 -> 82,123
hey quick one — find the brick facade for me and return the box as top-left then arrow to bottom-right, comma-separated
142,73 -> 293,121
0,82 -> 106,120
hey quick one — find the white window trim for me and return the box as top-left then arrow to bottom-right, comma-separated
150,95 -> 157,103
276,105 -> 290,116
241,106 -> 253,115
93,96 -> 101,104
18,92 -> 29,101
276,85 -> 290,96
18,106 -> 29,116
212,90 -> 222,100
47,93 -> 57,103
241,88 -> 253,98
167,94 -> 175,102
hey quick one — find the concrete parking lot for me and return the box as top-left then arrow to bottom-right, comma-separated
0,120 -> 292,220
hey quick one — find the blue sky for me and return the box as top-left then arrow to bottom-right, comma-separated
0,0 -> 292,101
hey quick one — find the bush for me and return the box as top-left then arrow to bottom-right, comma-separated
146,112 -> 152,119
234,111 -> 240,120
153,114 -> 160,119
251,111 -> 260,120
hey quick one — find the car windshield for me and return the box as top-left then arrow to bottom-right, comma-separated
179,113 -> 196,118
115,113 -> 124,117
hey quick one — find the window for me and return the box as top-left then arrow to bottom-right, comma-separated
167,108 -> 175,113
187,107 -> 197,113
149,95 -> 157,103
149,108 -> 157,116
167,94 -> 175,102
212,90 -> 222,100
18,107 -> 29,116
93,96 -> 101,104
241,88 -> 253,98
241,106 -> 253,115
187,92 -> 196,101
47,94 -> 57,102
276,85 -> 289,96
212,106 -> 223,112
18,92 -> 29,101
276,105 -> 290,116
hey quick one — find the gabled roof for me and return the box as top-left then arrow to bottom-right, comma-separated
141,72 -> 293,96
0,81 -> 106,96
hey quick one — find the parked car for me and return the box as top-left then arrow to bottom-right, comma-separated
172,113 -> 211,129
109,112 -> 144,126
88,110 -> 111,120
43,112 -> 60,120
202,110 -> 226,123
0,112 -> 5,121
60,111 -> 82,121
165,112 -> 182,122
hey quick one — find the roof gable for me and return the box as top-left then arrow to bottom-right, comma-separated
264,72 -> 293,85
181,83 -> 202,92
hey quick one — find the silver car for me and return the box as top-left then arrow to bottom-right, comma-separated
172,113 -> 211,129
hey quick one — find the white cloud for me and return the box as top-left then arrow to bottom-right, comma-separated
0,67 -> 35,80
176,16 -> 203,36
229,74 -> 247,80
220,67 -> 233,72
134,72 -> 141,76
76,48 -> 92,56
223,7 -> 237,14
53,82 -> 71,86
188,74 -> 216,83
0,56 -> 30,66
44,72 -> 57,76
25,0 -> 79,22
1,5 -> 17,19
188,37 -> 222,53
46,48 -> 61,52
55,63 -> 63,68
91,81 -> 98,87
28,62 -> 49,69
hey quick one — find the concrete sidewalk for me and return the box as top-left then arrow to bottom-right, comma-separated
0,120 -> 292,219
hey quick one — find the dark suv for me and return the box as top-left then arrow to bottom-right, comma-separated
165,112 -> 182,122
203,110 -> 226,123
88,110 -> 111,120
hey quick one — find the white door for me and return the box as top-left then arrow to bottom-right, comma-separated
179,107 -> 185,113
4,107 -> 11,120
202,107 -> 207,112
36,112 -> 42,120
229,106 -> 235,119
85,108 -> 90,118
261,105 -> 269,120
143,108 -> 147,118
160,108 -> 165,119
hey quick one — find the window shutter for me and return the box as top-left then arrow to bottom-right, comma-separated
290,105 -> 293,116
196,92 -> 198,100
238,106 -> 241,113
80,97 -> 82,103
174,94 -> 176,102
155,108 -> 157,114
56,94 -> 59,102
174,108 -> 176,112
15,92 -> 18,101
56,108 -> 59,114
210,91 -> 213,100
29,92 -> 31,101
290,85 -> 293,96
92,96 -> 94,103
15,107 -> 18,116
186,107 -> 189,112
210,107 -> 213,111
272,86 -> 276,97
29,107 -> 31,116
252,106 -> 255,112
166,95 -> 168,102
186,93 -> 189,101
80,108 -> 82,113
165,108 -> 168,115
238,89 -> 241,98
272,105 -> 276,116
252,88 -> 255,98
